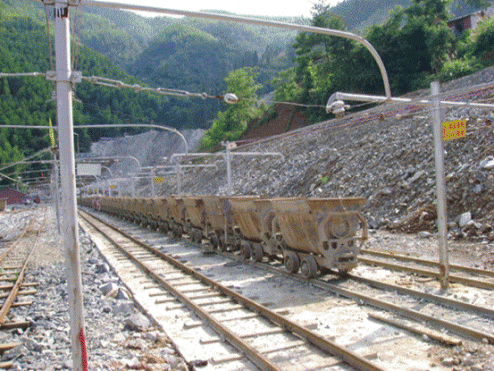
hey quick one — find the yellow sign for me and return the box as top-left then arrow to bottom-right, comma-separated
153,177 -> 164,184
110,185 -> 116,189
48,118 -> 56,148
443,119 -> 466,141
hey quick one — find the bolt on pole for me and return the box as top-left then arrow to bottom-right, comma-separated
53,1 -> 87,370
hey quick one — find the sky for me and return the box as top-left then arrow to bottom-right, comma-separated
102,0 -> 344,18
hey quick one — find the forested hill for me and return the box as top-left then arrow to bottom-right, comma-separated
0,6 -> 186,183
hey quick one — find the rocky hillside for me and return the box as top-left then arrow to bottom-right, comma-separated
90,129 -> 205,175
134,66 -> 494,244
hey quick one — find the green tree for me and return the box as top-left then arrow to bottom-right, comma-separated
201,67 -> 264,149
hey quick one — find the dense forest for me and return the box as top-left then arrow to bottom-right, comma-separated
1,0 -> 494,186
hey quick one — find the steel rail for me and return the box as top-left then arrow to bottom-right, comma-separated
0,213 -> 45,324
79,210 -> 385,371
79,211 -> 283,371
0,210 -> 41,264
201,245 -> 494,344
88,203 -> 494,346
348,274 -> 494,319
361,248 -> 494,278
310,279 -> 494,343
358,256 -> 494,290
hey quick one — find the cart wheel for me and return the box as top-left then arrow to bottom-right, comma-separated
218,237 -> 227,252
284,251 -> 300,274
300,256 -> 318,279
241,242 -> 251,260
195,230 -> 203,244
210,235 -> 219,249
174,226 -> 183,238
160,222 -> 169,234
251,244 -> 264,262
338,267 -> 353,276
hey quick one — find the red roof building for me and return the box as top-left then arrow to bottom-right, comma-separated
0,188 -> 28,205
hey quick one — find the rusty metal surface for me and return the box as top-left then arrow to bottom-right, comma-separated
269,198 -> 318,253
155,198 -> 168,221
270,197 -> 366,254
165,196 -> 186,222
201,196 -> 229,232
228,197 -> 262,241
182,197 -> 205,228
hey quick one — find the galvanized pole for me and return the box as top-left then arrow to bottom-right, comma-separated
52,152 -> 62,234
431,82 -> 450,289
175,164 -> 182,195
53,1 -> 87,370
151,169 -> 156,197
223,142 -> 233,195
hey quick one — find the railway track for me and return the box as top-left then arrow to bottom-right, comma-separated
81,207 -> 494,370
358,248 -> 494,290
79,209 -> 384,371
0,209 -> 43,369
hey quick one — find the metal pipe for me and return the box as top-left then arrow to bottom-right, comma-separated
327,91 -> 494,110
75,124 -> 189,154
81,0 -> 391,98
0,124 -> 189,154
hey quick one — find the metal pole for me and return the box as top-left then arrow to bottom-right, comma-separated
431,82 -> 450,289
53,152 -> 62,234
175,164 -> 182,195
151,169 -> 155,197
53,1 -> 87,370
223,142 -> 233,195
131,177 -> 135,197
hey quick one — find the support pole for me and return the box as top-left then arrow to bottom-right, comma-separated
431,82 -> 450,289
223,142 -> 233,195
52,151 -> 61,234
151,169 -> 155,197
53,1 -> 87,370
175,164 -> 182,195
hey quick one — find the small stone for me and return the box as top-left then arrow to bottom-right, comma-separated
458,212 -> 472,228
99,282 -> 118,296
418,231 -> 432,238
124,314 -> 151,332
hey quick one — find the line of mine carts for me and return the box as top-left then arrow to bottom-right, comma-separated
79,195 -> 369,278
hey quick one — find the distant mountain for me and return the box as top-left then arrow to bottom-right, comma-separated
328,0 -> 412,30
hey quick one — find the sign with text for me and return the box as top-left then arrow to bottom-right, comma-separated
442,119 -> 466,141
153,177 -> 164,184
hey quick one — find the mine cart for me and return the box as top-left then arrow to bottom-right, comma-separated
200,196 -> 236,250
270,197 -> 368,277
134,198 -> 149,226
154,198 -> 170,233
165,196 -> 187,237
123,197 -> 137,221
127,198 -> 140,223
146,198 -> 163,230
182,196 -> 206,243
228,197 -> 277,261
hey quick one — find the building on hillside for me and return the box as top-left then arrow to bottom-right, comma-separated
0,188 -> 28,205
448,10 -> 486,37
448,3 -> 494,37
